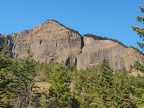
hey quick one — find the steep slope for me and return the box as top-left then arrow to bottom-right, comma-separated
0,20 -> 143,70
9,20 -> 82,65
77,36 -> 143,70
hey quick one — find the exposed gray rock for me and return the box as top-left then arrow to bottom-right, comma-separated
10,20 -> 82,65
0,20 -> 143,70
77,37 -> 143,70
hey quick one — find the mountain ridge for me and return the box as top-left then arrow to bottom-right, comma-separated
0,19 -> 143,70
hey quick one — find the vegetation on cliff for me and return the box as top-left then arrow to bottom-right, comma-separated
84,33 -> 144,55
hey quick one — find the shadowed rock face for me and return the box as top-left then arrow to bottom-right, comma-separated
0,20 -> 143,70
0,34 -> 5,46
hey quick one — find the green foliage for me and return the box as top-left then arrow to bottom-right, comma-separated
0,42 -> 12,69
73,59 -> 136,108
84,33 -> 109,40
130,75 -> 144,107
132,5 -> 144,51
73,68 -> 101,108
84,33 -> 144,55
133,61 -> 144,72
97,59 -> 114,107
44,63 -> 76,108
132,6 -> 144,77
74,60 -> 110,107
0,43 -> 143,108
84,33 -> 128,48
0,42 -> 13,108
113,71 -> 135,107
131,5 -> 144,107
12,50 -> 37,108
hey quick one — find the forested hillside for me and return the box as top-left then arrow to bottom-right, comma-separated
0,42 -> 144,108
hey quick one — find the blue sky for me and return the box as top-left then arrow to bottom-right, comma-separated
0,0 -> 144,48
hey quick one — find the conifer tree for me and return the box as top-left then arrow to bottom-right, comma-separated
131,5 -> 144,107
0,42 -> 13,107
98,59 -> 114,107
12,50 -> 37,108
45,64 -> 73,108
132,5 -> 144,72
113,71 -> 135,107
130,75 -> 144,107
73,68 -> 101,108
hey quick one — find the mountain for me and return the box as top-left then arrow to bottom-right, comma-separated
0,19 -> 143,70
77,36 -> 143,70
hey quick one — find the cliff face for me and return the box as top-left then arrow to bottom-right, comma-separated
9,20 -> 82,65
77,37 -> 143,70
1,20 -> 143,70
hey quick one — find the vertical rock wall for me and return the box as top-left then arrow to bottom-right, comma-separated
0,20 -> 143,70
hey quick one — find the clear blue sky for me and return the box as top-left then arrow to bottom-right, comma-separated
0,0 -> 144,48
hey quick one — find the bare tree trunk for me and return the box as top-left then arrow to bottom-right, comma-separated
13,96 -> 21,108
28,90 -> 33,108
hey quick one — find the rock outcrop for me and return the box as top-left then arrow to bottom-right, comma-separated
9,20 -> 82,65
0,20 -> 143,70
77,36 -> 143,70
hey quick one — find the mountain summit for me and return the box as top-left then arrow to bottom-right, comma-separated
0,20 -> 143,70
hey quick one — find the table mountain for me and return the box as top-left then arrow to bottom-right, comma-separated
0,20 -> 143,70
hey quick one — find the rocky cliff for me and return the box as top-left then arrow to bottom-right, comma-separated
0,20 -> 143,70
77,36 -> 143,70
8,20 -> 83,65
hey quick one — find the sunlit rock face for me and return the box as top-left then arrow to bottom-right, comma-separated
77,36 -> 143,70
8,20 -> 82,65
0,20 -> 143,70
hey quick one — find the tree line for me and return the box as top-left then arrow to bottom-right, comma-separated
0,42 -> 144,108
1,4 -> 144,108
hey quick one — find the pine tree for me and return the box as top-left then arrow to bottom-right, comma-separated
12,50 -> 37,108
0,42 -> 13,108
45,64 -> 73,108
97,59 -> 114,107
113,71 -> 135,107
130,75 -> 144,107
132,5 -> 144,72
73,68 -> 101,108
131,4 -> 144,107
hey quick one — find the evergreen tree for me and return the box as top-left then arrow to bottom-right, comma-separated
45,64 -> 74,108
132,5 -> 144,72
73,69 -> 92,108
97,59 -> 114,107
113,71 -> 135,107
130,75 -> 144,107
131,4 -> 144,107
12,50 -> 37,108
0,42 -> 13,108
74,59 -> 114,107
73,68 -> 101,108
